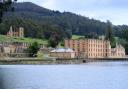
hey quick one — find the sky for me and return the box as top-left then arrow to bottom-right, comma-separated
18,0 -> 128,25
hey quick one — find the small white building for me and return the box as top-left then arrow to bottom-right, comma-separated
50,48 -> 75,58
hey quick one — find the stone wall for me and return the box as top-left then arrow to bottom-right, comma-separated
0,58 -> 128,65
0,53 -> 30,58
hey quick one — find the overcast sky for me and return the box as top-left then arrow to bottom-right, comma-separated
18,0 -> 128,25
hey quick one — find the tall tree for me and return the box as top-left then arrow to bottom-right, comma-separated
105,20 -> 116,48
105,21 -> 113,40
0,0 -> 17,23
48,33 -> 61,48
124,43 -> 128,55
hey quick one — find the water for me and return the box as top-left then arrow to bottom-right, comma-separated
0,62 -> 128,89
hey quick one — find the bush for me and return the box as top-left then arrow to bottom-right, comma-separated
28,42 -> 40,57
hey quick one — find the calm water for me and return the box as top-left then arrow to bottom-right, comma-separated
1,62 -> 128,89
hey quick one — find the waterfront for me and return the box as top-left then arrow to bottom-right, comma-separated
1,62 -> 128,89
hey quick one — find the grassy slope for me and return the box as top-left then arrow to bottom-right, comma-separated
0,35 -> 85,46
0,35 -> 48,45
72,35 -> 84,39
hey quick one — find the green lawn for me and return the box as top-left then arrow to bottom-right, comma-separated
0,35 -> 85,46
72,35 -> 84,39
0,35 -> 48,45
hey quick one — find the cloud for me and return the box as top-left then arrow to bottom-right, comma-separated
42,0 -> 57,10
79,8 -> 128,25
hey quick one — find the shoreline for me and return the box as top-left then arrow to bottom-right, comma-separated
0,58 -> 128,65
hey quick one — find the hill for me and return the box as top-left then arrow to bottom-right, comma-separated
0,2 -> 128,41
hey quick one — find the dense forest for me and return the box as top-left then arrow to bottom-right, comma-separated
0,2 -> 128,45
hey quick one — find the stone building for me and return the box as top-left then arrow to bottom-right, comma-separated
50,48 -> 75,58
7,26 -> 24,38
0,42 -> 46,57
65,39 -> 126,58
110,44 -> 125,58
0,42 -> 30,57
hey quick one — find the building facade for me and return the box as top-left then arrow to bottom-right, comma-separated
110,44 -> 125,58
0,42 -> 30,57
65,39 -> 125,58
7,26 -> 24,38
50,48 -> 75,58
0,42 -> 47,58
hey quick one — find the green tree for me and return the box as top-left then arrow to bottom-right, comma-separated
105,21 -> 113,40
48,34 -> 61,48
28,42 -> 40,57
85,32 -> 98,39
60,41 -> 64,47
111,38 -> 116,48
124,43 -> 128,55
121,29 -> 128,41
0,0 -> 17,23
105,20 -> 116,48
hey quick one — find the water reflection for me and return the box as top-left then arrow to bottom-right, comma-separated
11,86 -> 38,89
0,68 -> 7,89
86,62 -> 128,67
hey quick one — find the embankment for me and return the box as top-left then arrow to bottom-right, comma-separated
0,58 -> 128,65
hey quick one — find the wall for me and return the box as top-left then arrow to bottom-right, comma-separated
50,52 -> 75,58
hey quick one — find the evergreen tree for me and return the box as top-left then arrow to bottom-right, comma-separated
0,0 -> 17,23
105,20 -> 116,48
105,21 -> 113,40
124,43 -> 128,55
48,34 -> 61,48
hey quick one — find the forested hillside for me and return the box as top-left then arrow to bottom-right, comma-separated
0,2 -> 128,41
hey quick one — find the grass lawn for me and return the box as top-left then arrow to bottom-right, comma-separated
0,35 -> 85,46
72,35 -> 84,39
0,35 -> 48,45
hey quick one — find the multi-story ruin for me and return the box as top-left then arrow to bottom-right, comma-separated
0,42 -> 30,58
7,26 -> 24,38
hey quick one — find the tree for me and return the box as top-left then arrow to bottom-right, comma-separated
85,32 -> 98,39
48,34 -> 61,48
111,38 -> 116,48
28,42 -> 40,57
105,21 -> 113,40
105,20 -> 116,48
0,0 -> 17,23
124,43 -> 128,55
121,29 -> 128,41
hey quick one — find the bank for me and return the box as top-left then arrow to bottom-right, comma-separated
1,58 -> 128,65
